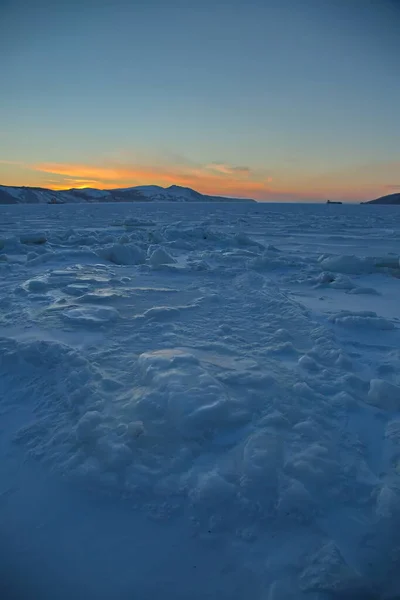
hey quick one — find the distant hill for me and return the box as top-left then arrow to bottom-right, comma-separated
363,193 -> 400,205
0,184 -> 256,205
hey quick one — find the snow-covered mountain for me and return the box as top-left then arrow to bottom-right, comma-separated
0,184 -> 255,204
364,193 -> 400,205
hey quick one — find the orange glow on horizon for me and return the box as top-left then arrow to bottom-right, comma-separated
0,158 -> 394,202
31,161 -> 276,199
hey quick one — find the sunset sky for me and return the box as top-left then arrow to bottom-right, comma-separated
1,0 -> 399,202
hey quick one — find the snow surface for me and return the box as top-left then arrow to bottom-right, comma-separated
120,184 -> 203,202
127,185 -> 166,195
1,202 -> 400,599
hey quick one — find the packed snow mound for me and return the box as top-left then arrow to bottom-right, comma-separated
136,349 -> 239,438
7,342 -> 250,514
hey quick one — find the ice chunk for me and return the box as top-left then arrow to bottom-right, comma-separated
300,541 -> 365,594
348,286 -> 379,295
124,217 -> 155,228
190,471 -> 236,511
376,484 -> 400,519
277,477 -> 316,522
266,579 -> 298,600
240,430 -> 282,502
20,232 -> 47,244
319,254 -> 373,274
319,253 -> 400,276
286,443 -> 339,489
142,306 -> 180,320
63,306 -> 119,325
298,355 -> 320,371
329,310 -> 394,330
97,243 -> 146,265
314,272 -> 356,290
148,247 -> 176,266
23,276 -> 49,292
374,255 -> 400,269
234,232 -> 264,249
95,438 -> 132,470
63,283 -> 91,296
315,271 -> 336,284
137,349 -> 235,439
75,411 -> 104,443
367,379 -> 400,411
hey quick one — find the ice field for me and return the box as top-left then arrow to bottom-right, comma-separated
1,201 -> 400,599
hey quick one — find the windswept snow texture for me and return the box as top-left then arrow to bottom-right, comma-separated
1,202 -> 400,599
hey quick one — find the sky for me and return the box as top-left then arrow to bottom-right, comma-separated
1,0 -> 399,202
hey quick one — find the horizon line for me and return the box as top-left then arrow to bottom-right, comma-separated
0,181 -> 375,204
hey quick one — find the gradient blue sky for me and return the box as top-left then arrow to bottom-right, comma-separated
1,0 -> 399,201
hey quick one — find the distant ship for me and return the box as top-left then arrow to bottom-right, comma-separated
326,199 -> 343,205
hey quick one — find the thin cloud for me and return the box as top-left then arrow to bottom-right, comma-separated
33,163 -> 129,181
384,184 -> 400,190
206,163 -> 251,176
45,177 -> 103,189
0,159 -> 24,165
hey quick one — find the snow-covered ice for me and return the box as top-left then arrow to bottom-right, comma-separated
1,201 -> 400,599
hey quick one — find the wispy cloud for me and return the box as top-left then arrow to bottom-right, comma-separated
33,163 -> 130,181
44,177 -> 103,189
0,159 -> 23,165
205,163 -> 252,176
384,184 -> 400,191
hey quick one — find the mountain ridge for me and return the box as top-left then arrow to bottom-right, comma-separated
363,193 -> 400,205
0,184 -> 256,205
